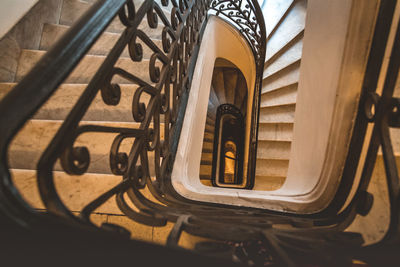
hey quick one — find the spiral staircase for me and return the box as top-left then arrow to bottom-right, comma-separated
0,0 -> 399,266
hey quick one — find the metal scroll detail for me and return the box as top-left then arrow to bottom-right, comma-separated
32,0 -> 211,220
209,0 -> 264,60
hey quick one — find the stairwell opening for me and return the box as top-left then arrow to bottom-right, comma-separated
200,58 -> 252,189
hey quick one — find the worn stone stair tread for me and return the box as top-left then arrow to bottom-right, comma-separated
40,23 -> 162,59
257,140 -> 291,160
202,141 -> 213,153
60,0 -> 171,36
264,0 -> 295,38
200,164 -> 212,180
266,0 -> 307,62
200,179 -> 213,186
260,83 -> 298,108
10,168 -> 124,215
265,29 -> 304,69
206,117 -> 215,126
259,104 -> 296,123
203,132 -> 214,142
8,120 -> 163,175
205,124 -> 214,133
212,70 -> 227,104
16,49 -> 153,84
257,122 -> 293,142
0,83 -> 152,122
200,153 -> 213,165
263,39 -> 303,79
262,64 -> 300,95
253,175 -> 286,191
223,69 -> 238,104
256,158 -> 289,177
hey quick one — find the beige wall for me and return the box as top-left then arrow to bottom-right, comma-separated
0,0 -> 39,39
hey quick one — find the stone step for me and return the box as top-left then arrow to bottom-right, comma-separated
60,0 -> 170,37
262,63 -> 300,95
200,179 -> 212,187
259,104 -> 296,123
212,70 -> 227,104
390,128 -> 400,153
257,140 -> 291,160
265,30 -> 303,69
260,83 -> 297,108
8,120 -> 163,175
266,0 -> 307,62
200,164 -> 212,180
207,100 -> 218,115
223,69 -> 238,104
202,141 -> 213,153
40,23 -> 162,59
209,85 -> 221,108
256,158 -> 289,177
264,0 -> 295,37
203,132 -> 214,143
206,116 -> 215,127
257,122 -> 293,142
0,83 -> 151,122
16,49 -> 153,84
11,168 -> 123,214
263,39 -> 303,79
200,153 -> 213,165
253,175 -> 285,191
205,124 -> 214,134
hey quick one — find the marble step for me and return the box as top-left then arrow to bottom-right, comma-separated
200,164 -> 212,180
259,104 -> 296,123
207,100 -> 218,115
207,112 -> 216,121
264,0 -> 295,37
11,168 -> 124,214
60,0 -> 170,37
262,63 -> 300,95
209,85 -> 221,108
202,141 -> 213,153
263,39 -> 303,79
200,179 -> 212,187
16,49 -> 153,84
265,30 -> 303,69
253,175 -> 285,191
266,0 -> 307,62
256,158 -> 289,177
203,132 -> 214,143
40,23 -> 162,59
8,120 -> 163,175
206,117 -> 215,127
212,70 -> 227,104
260,83 -> 298,108
390,128 -> 400,153
205,124 -> 214,134
257,122 -> 293,142
200,153 -> 213,165
0,83 -> 152,122
223,69 -> 238,104
257,140 -> 291,160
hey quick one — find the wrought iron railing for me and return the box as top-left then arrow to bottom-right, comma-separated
0,0 -> 399,266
